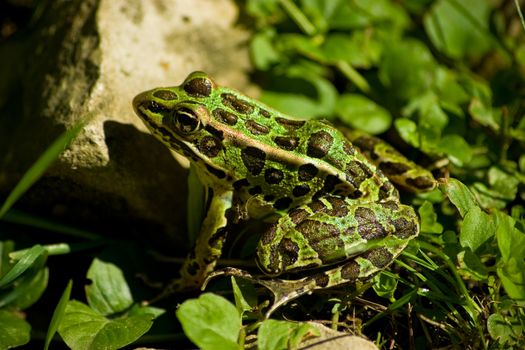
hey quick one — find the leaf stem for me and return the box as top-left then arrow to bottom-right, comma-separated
278,0 -> 317,36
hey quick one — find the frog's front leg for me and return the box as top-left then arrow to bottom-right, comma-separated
149,189 -> 233,303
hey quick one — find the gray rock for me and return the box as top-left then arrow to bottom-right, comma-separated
0,0 -> 252,248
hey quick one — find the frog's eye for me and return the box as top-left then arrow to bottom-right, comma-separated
173,107 -> 201,134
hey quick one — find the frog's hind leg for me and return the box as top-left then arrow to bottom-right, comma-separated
341,128 -> 436,193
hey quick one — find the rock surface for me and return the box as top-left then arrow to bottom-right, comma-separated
0,0 -> 252,248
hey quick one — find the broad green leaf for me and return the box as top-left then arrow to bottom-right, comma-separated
394,118 -> 419,147
441,178 -> 478,217
424,0 -> 492,59
460,207 -> 494,253
0,310 -> 30,349
487,313 -> 522,344
0,244 -> 46,288
231,277 -> 256,316
437,134 -> 472,166
260,74 -> 337,119
321,32 -> 381,68
58,300 -> 155,350
258,319 -> 318,350
372,271 -> 398,299
469,98 -> 500,131
379,39 -> 437,101
11,267 -> 48,309
45,280 -> 72,350
250,31 -> 280,70
86,259 -> 133,316
0,119 -> 87,219
487,167 -> 519,201
419,201 -> 443,234
176,293 -> 241,350
335,94 -> 391,134
457,250 -> 489,280
496,213 -> 525,300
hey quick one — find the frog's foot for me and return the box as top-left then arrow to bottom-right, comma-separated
203,267 -> 320,318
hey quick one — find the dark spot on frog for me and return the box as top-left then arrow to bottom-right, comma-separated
379,182 -> 396,200
314,273 -> 329,288
264,194 -> 275,202
352,136 -> 380,160
380,161 -> 411,176
346,189 -> 362,199
249,185 -> 262,195
278,238 -> 299,267
392,217 -> 418,239
381,201 -> 399,211
307,131 -> 333,158
259,108 -> 271,118
184,77 -> 213,97
307,198 -> 326,213
153,89 -> 178,100
241,146 -> 266,175
145,100 -> 170,114
205,125 -> 224,140
324,196 -> 348,217
298,163 -> 318,181
342,141 -> 356,156
345,161 -> 373,188
246,120 -> 270,135
355,207 -> 387,240
288,208 -> 309,224
406,176 -> 435,190
341,261 -> 360,281
233,178 -> 250,189
365,248 -> 393,268
208,227 -> 228,250
292,184 -> 310,197
205,164 -> 226,179
260,223 -> 277,245
275,117 -> 305,130
273,197 -> 292,210
322,175 -> 341,193
297,220 -> 344,264
264,168 -> 284,184
274,136 -> 299,151
221,93 -> 254,114
198,135 -> 222,158
213,108 -> 238,125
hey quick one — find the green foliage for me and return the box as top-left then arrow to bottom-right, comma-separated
57,259 -> 163,350
1,0 -> 525,349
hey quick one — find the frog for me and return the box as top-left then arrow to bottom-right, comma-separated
132,71 -> 435,314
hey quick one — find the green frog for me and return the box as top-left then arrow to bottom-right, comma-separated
132,72 -> 435,313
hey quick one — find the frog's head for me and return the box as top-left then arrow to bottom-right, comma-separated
132,72 -> 227,169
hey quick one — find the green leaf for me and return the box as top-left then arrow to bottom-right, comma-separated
321,32 -> 380,68
250,31 -> 280,70
176,293 -> 241,350
441,178 -> 479,217
258,319 -> 318,350
487,166 -> 519,201
437,134 -> 473,166
394,118 -> 419,147
187,163 -> 206,244
487,313 -> 522,344
469,98 -> 500,131
58,300 -> 156,350
85,259 -> 133,316
379,39 -> 437,100
335,94 -> 391,134
424,0 -> 492,59
419,201 -> 443,234
372,271 -> 398,299
45,280 -> 72,350
11,267 -> 48,309
0,244 -> 46,288
457,249 -> 489,281
260,73 -> 337,119
231,277 -> 256,316
0,119 -> 87,219
0,310 -> 30,349
496,212 -> 525,300
460,207 -> 495,252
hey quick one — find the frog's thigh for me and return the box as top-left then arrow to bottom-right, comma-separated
257,197 -> 419,278
178,189 -> 233,288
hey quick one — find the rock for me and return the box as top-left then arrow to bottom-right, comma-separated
0,0 -> 252,249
